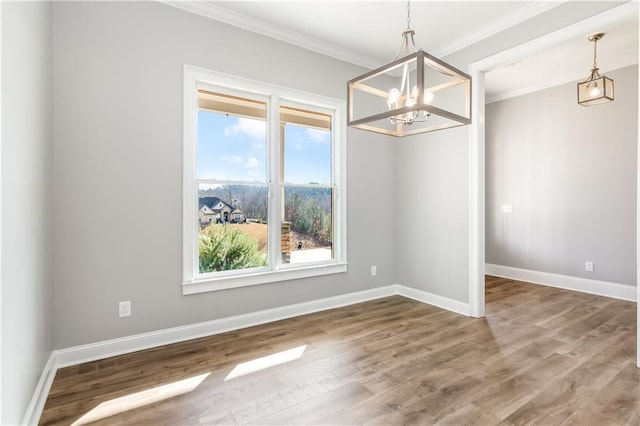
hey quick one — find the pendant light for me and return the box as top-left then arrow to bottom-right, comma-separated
347,1 -> 471,137
577,33 -> 614,106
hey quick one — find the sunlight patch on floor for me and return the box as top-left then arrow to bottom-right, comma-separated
70,372 -> 210,425
225,345 -> 307,381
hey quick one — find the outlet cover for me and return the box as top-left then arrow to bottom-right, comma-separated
371,266 -> 377,276
119,301 -> 131,318
585,261 -> 594,272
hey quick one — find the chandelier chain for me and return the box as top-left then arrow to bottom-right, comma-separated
406,0 -> 411,30
592,38 -> 598,70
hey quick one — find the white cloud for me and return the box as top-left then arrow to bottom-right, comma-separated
224,118 -> 266,139
294,143 -> 303,151
306,128 -> 330,142
251,142 -> 266,151
245,157 -> 260,168
219,155 -> 243,163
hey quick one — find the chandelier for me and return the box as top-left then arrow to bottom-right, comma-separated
347,1 -> 471,137
577,33 -> 614,106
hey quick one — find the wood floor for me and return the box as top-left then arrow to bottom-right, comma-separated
40,276 -> 638,425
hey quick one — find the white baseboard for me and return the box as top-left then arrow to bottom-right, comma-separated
22,352 -> 56,426
396,285 -> 470,316
26,285 -> 396,425
485,264 -> 637,302
26,283 -> 471,424
52,285 -> 473,369
54,285 -> 397,368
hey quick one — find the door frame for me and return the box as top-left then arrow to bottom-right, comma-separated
467,3 -> 640,366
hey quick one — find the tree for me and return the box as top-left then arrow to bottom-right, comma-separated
199,185 -> 268,222
284,191 -> 331,245
199,226 -> 267,273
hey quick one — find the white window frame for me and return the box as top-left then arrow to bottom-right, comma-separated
183,65 -> 347,295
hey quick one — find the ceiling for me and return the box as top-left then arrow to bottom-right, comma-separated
167,1 -> 639,102
484,13 -> 638,103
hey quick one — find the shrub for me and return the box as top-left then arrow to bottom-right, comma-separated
199,225 -> 267,273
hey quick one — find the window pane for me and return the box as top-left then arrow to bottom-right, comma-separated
198,183 -> 268,274
282,186 -> 333,264
281,106 -> 331,185
197,91 -> 266,182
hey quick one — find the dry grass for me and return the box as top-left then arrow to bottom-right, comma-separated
226,223 -> 268,251
205,223 -> 329,252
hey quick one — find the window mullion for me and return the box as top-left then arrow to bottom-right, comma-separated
267,95 -> 281,270
332,108 -> 346,263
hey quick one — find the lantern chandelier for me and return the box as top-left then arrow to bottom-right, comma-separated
577,32 -> 614,106
347,1 -> 471,137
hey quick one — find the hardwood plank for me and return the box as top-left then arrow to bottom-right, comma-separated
435,402 -> 499,425
499,379 -> 595,425
561,364 -> 640,426
40,277 -> 638,425
248,382 -> 373,425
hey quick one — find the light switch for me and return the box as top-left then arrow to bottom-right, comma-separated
501,204 -> 512,213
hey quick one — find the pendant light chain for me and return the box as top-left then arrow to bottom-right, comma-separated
393,0 -> 416,61
592,37 -> 598,70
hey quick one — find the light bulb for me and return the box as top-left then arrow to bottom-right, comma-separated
387,88 -> 400,109
411,86 -> 434,104
424,91 -> 434,104
589,85 -> 601,97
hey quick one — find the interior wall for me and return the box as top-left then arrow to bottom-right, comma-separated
395,127 -> 470,302
52,1 -> 396,349
394,1 -> 629,307
1,1 -> 53,424
486,64 -> 638,286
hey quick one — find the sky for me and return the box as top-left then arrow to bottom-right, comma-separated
197,111 -> 331,185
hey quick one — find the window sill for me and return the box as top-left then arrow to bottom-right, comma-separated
182,262 -> 348,295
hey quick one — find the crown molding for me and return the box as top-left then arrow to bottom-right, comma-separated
474,2 -> 639,73
162,1 -> 568,70
161,0 -> 380,70
434,1 -> 567,58
480,2 -> 640,104
486,57 -> 639,104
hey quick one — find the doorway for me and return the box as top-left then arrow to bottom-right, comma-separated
468,3 -> 640,366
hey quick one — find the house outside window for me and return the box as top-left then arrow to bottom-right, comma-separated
183,66 -> 347,294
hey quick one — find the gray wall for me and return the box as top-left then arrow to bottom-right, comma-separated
52,1 -> 396,349
395,127 -> 470,302
486,65 -> 638,286
394,1 -> 631,306
1,1 -> 53,424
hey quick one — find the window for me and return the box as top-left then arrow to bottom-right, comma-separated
183,66 -> 347,294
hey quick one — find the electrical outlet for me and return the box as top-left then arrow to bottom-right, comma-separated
585,261 -> 594,272
501,204 -> 513,213
119,301 -> 131,318
371,266 -> 377,276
